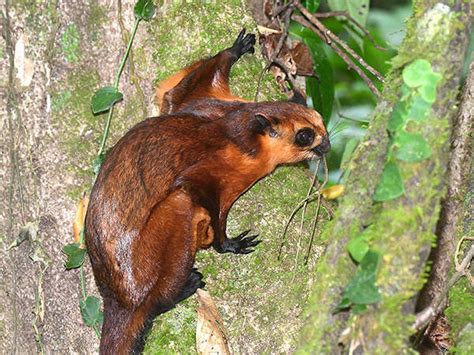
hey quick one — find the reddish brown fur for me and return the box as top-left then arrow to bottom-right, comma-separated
85,30 -> 329,354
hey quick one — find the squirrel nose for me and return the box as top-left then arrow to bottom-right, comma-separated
312,135 -> 331,155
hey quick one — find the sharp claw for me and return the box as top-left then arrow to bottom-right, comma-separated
244,234 -> 259,243
236,230 -> 251,241
245,240 -> 261,248
236,28 -> 246,43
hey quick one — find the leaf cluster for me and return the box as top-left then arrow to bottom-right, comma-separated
374,59 -> 441,201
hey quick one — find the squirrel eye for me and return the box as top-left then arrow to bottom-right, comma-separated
295,128 -> 315,147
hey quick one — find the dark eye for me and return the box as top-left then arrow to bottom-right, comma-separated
295,128 -> 315,147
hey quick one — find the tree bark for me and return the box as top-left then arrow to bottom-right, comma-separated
298,0 -> 472,352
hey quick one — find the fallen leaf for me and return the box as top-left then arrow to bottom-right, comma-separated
73,195 -> 89,247
196,289 -> 230,355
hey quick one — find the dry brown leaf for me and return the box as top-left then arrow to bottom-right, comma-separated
196,289 -> 230,355
290,42 -> 314,77
73,195 -> 89,247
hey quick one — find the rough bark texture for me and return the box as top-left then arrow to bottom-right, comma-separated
297,0 -> 472,352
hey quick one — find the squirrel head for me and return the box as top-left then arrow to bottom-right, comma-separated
250,102 -> 330,166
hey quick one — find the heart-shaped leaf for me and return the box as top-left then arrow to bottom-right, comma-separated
407,95 -> 431,121
395,131 -> 432,162
80,296 -> 104,327
387,101 -> 409,133
342,250 -> 382,305
63,243 -> 87,269
347,236 -> 369,263
134,0 -> 156,21
373,161 -> 404,201
91,86 -> 123,114
402,59 -> 432,88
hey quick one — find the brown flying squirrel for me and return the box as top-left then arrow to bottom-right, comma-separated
85,29 -> 330,354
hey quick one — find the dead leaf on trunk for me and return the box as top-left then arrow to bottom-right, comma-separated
73,194 -> 89,247
196,289 -> 230,355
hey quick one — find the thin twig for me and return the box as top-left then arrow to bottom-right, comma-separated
313,11 -> 387,51
304,157 -> 329,263
300,159 -> 321,233
293,14 -> 382,98
294,1 -> 384,83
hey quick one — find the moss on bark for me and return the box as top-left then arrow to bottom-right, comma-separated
298,0 -> 472,352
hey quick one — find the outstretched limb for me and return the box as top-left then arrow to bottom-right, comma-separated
157,29 -> 256,114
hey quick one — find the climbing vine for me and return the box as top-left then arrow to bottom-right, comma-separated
62,0 -> 156,337
337,59 -> 442,314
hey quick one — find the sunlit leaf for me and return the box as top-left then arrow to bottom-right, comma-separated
63,243 -> 87,269
134,0 -> 155,21
373,161 -> 404,201
321,184 -> 345,200
80,296 -> 104,327
395,131 -> 432,162
347,236 -> 369,263
420,73 -> 442,103
402,59 -> 432,88
91,86 -> 123,114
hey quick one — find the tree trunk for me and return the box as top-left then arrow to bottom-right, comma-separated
298,0 -> 472,352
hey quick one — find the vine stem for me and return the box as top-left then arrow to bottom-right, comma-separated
97,17 -> 141,158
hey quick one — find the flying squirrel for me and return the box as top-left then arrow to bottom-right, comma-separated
85,29 -> 331,354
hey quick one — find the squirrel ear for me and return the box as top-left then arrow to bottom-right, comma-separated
252,114 -> 278,137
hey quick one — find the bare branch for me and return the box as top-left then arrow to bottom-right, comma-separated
292,14 -> 382,98
313,11 -> 387,51
294,1 -> 385,84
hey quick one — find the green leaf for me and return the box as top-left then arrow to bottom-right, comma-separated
352,303 -> 368,314
347,236 -> 369,263
387,101 -> 409,132
402,59 -> 432,88
80,296 -> 104,327
407,95 -> 431,121
301,0 -> 321,13
63,243 -> 87,269
304,37 -> 334,124
373,161 -> 404,201
134,0 -> 155,21
91,86 -> 123,114
327,0 -> 369,48
335,296 -> 351,311
342,250 -> 382,305
395,131 -> 432,162
402,59 -> 441,100
419,73 -> 442,103
327,0 -> 369,27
